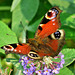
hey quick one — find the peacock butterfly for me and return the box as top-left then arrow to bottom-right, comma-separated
1,6 -> 65,59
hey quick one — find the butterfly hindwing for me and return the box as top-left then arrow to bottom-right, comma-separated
28,29 -> 65,58
41,29 -> 65,57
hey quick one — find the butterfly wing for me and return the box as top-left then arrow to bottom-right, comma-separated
35,6 -> 62,39
27,7 -> 65,59
29,7 -> 65,58
28,29 -> 65,58
1,43 -> 31,55
1,43 -> 44,59
1,7 -> 65,60
41,29 -> 65,57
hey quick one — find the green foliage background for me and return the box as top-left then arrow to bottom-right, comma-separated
0,0 -> 75,75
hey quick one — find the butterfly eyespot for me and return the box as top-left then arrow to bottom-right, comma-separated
45,10 -> 56,20
28,51 -> 42,59
29,53 -> 38,57
50,30 -> 65,40
47,12 -> 52,17
54,31 -> 61,39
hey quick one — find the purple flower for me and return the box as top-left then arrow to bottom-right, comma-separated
29,63 -> 36,72
23,69 -> 33,75
19,58 -> 22,63
21,58 -> 29,69
24,57 -> 27,60
60,59 -> 65,68
23,65 -> 35,75
52,68 -> 60,74
61,59 -> 65,64
61,55 -> 64,59
28,69 -> 34,75
36,70 -> 43,75
59,53 -> 62,55
23,65 -> 27,70
43,66 -> 51,75
21,61 -> 27,66
23,70 -> 28,75
59,53 -> 64,59
19,52 -> 65,75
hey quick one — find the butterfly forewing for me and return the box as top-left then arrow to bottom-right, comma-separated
1,43 -> 31,55
35,6 -> 62,39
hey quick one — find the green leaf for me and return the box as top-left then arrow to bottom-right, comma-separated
20,0 -> 39,21
27,18 -> 41,32
0,21 -> 18,47
66,14 -> 75,29
0,11 -> 11,25
0,58 -> 2,69
68,61 -> 75,74
48,0 -> 75,14
17,63 -> 24,71
15,70 -> 23,75
65,39 -> 75,48
0,0 -> 12,6
0,0 -> 12,24
0,49 -> 5,54
12,0 -> 39,42
60,14 -> 75,40
11,0 -> 21,11
0,58 -> 4,73
61,25 -> 75,39
15,70 -> 21,75
48,0 -> 70,9
61,48 -> 75,67
0,6 -> 10,11
61,0 -> 74,3
6,58 -> 18,62
6,58 -> 21,69
57,67 -> 74,75
29,0 -> 52,25
6,57 -> 23,71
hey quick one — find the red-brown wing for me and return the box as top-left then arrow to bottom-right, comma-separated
34,39 -> 65,58
35,6 -> 62,39
1,43 -> 31,55
1,7 -> 65,60
41,30 -> 65,57
28,29 -> 65,58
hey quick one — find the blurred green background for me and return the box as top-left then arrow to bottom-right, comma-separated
0,0 -> 75,75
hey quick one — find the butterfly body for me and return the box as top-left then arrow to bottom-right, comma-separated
1,7 -> 65,59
